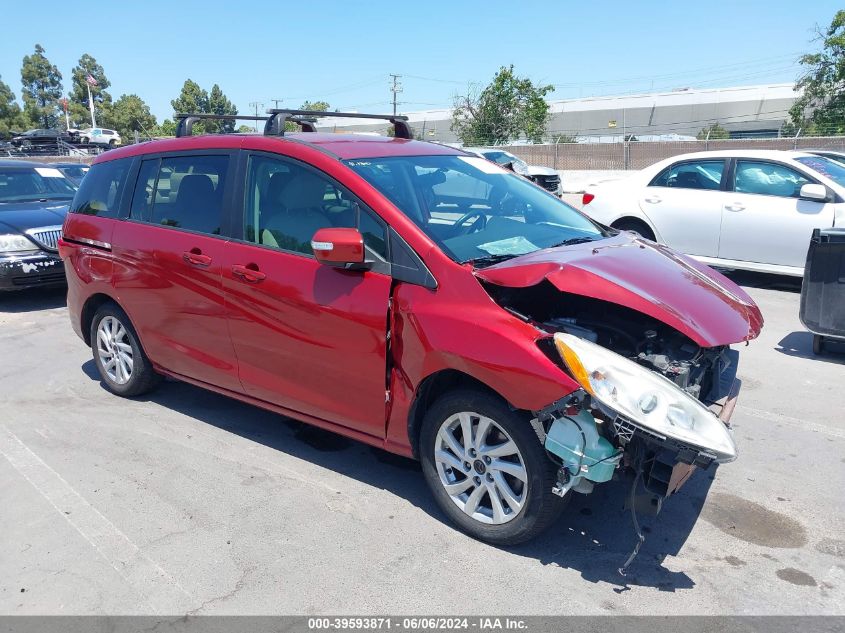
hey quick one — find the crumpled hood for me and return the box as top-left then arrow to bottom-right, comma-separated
0,201 -> 69,233
474,233 -> 763,347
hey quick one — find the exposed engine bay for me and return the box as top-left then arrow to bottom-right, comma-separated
484,281 -> 737,406
483,279 -> 743,573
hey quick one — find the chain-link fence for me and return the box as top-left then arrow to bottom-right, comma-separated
488,135 -> 845,171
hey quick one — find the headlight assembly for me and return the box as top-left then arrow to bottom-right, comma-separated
0,234 -> 37,253
554,332 -> 737,463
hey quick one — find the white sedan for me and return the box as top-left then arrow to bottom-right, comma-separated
582,150 -> 845,276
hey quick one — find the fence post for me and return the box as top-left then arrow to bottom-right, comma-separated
793,127 -> 802,150
554,137 -> 559,170
705,127 -> 711,151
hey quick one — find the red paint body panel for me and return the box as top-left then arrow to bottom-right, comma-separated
475,233 -> 763,347
110,222 -> 241,391
220,243 -> 392,437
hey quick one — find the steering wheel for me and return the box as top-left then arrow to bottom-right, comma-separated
454,209 -> 488,234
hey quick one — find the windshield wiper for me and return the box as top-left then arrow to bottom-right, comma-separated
549,236 -> 598,248
466,253 -> 519,268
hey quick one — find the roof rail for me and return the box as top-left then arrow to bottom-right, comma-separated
265,109 -> 413,139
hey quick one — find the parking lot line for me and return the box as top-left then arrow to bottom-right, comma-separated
0,425 -> 196,614
738,405 -> 845,439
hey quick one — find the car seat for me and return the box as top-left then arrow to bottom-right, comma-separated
171,174 -> 219,234
262,170 -> 332,252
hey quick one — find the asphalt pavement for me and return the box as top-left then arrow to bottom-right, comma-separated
0,271 -> 843,615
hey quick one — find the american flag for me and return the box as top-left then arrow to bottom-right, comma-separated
86,74 -> 98,87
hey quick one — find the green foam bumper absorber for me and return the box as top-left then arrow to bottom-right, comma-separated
544,409 -> 620,483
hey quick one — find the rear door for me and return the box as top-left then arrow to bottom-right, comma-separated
637,158 -> 728,256
111,151 -> 242,391
221,152 -> 393,437
718,159 -> 836,269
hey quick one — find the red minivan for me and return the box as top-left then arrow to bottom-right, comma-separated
60,111 -> 762,549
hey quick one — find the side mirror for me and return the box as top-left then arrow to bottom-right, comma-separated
311,227 -> 367,268
799,183 -> 828,202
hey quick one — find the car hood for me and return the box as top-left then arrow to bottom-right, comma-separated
526,165 -> 559,177
0,201 -> 70,232
474,233 -> 763,347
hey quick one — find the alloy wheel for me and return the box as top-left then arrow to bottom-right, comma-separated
434,411 -> 528,525
96,316 -> 134,385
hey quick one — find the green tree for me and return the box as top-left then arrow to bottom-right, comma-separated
171,79 -> 209,133
68,53 -> 112,128
237,124 -> 253,133
0,75 -> 26,137
206,84 -> 238,133
451,65 -> 552,145
696,123 -> 730,140
300,100 -> 330,112
108,94 -> 158,142
154,119 -> 177,137
790,10 -> 845,135
20,44 -> 63,128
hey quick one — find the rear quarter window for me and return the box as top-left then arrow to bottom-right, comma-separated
70,158 -> 131,218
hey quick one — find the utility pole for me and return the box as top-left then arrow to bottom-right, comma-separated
249,101 -> 264,132
389,74 -> 402,116
271,98 -> 284,109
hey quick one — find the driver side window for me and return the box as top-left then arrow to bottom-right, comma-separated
244,155 -> 387,258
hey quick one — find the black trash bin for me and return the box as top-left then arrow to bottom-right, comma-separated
800,227 -> 845,354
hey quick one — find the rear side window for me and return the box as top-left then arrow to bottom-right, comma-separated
132,155 -> 229,235
70,158 -> 130,217
650,160 -> 725,190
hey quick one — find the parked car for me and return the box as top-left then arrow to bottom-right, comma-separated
10,128 -> 72,148
77,128 -> 122,147
0,160 -> 76,290
50,162 -> 90,186
582,150 -> 845,277
59,116 -> 761,549
465,147 -> 562,196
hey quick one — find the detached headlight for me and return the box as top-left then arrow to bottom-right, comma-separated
554,332 -> 737,463
0,234 -> 36,253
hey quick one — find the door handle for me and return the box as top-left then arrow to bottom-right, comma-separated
232,263 -> 266,283
182,248 -> 212,266
725,203 -> 745,212
644,196 -> 661,204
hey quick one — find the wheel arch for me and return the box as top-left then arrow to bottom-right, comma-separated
407,369 -> 519,460
610,215 -> 658,240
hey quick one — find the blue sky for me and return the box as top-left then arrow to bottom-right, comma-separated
0,0 -> 841,123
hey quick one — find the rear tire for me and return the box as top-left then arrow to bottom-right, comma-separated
612,218 -> 655,241
420,389 -> 566,545
90,303 -> 161,397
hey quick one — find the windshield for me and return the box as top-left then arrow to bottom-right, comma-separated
0,167 -> 77,203
345,154 -> 604,264
795,156 -> 845,188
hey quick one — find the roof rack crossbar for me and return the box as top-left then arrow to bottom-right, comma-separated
174,113 -> 270,138
264,109 -> 413,139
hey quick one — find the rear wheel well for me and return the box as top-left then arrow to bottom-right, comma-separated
407,369 -> 506,460
611,217 -> 655,241
80,293 -> 117,346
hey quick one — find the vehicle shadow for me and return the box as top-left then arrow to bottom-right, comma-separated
82,359 -> 709,592
0,287 -> 67,313
776,330 -> 845,364
719,270 -> 802,293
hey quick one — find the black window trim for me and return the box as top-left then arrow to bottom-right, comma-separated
118,148 -> 240,240
648,158 -> 730,191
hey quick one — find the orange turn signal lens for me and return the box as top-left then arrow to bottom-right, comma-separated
554,335 -> 595,396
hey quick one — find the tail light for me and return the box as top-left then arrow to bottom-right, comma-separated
582,193 -> 595,205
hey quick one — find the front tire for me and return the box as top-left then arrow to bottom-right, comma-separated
91,303 -> 161,397
612,218 -> 655,241
420,389 -> 566,545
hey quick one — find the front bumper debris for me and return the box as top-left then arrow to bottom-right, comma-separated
0,252 -> 66,290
